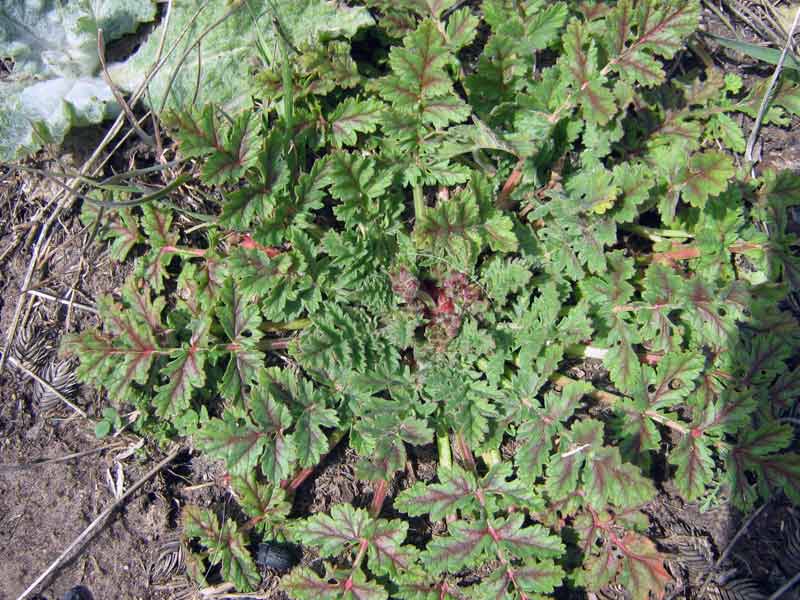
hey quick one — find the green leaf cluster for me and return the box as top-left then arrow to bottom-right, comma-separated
64,1 -> 800,598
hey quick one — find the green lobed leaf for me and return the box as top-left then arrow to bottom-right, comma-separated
395,465 -> 478,520
217,278 -> 264,404
230,471 -> 290,535
673,150 -> 735,211
196,414 -> 265,477
282,565 -> 388,600
669,434 -> 715,501
249,372 -> 296,482
374,19 -> 470,126
444,7 -> 479,50
153,318 -> 210,418
183,505 -> 261,592
327,97 -> 385,148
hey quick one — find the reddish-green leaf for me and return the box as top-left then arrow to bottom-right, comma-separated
481,462 -> 540,511
604,316 -> 643,395
425,515 -> 562,576
290,378 -> 339,468
675,151 -> 735,209
669,434 -> 715,501
169,106 -> 258,184
367,517 -> 418,576
771,368 -> 800,412
153,318 -> 209,417
295,504 -> 415,576
219,130 -> 290,231
584,446 -> 656,509
639,262 -> 684,352
493,513 -> 564,560
616,532 -> 671,600
249,375 -> 296,482
375,19 -> 469,126
395,465 -> 478,520
648,352 -> 704,409
604,0 -> 699,86
282,566 -> 388,600
104,208 -> 141,261
566,159 -> 620,214
66,280 -> 164,403
561,20 -> 616,124
516,380 -> 592,480
766,170 -> 800,206
230,472 -> 290,535
477,559 -> 565,597
196,416 -> 265,476
524,3 -> 568,51
424,518 -> 493,574
444,7 -> 479,50
577,513 -> 669,600
631,0 -> 700,58
182,505 -> 260,592
295,504 -> 372,555
328,98 -> 384,148
217,278 -> 264,404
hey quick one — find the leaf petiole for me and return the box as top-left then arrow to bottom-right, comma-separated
436,431 -> 452,471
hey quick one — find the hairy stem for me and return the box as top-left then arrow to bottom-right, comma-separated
564,344 -> 610,360
369,479 -> 389,518
454,432 -> 477,473
258,337 -> 294,351
436,431 -> 452,470
413,184 -> 426,223
621,223 -> 693,242
260,318 -> 311,333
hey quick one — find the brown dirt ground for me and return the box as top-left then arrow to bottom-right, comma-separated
0,139 -> 175,600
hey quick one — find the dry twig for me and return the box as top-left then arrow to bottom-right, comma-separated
15,446 -> 183,600
768,569 -> 800,600
0,443 -> 123,472
697,502 -> 769,598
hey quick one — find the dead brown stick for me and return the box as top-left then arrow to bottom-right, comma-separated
15,445 -> 183,600
697,502 -> 769,598
768,570 -> 800,600
0,443 -> 122,472
25,289 -> 98,315
97,29 -> 154,147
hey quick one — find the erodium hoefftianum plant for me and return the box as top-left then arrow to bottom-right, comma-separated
65,0 -> 800,597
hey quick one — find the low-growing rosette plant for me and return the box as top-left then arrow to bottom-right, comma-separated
65,0 -> 800,597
